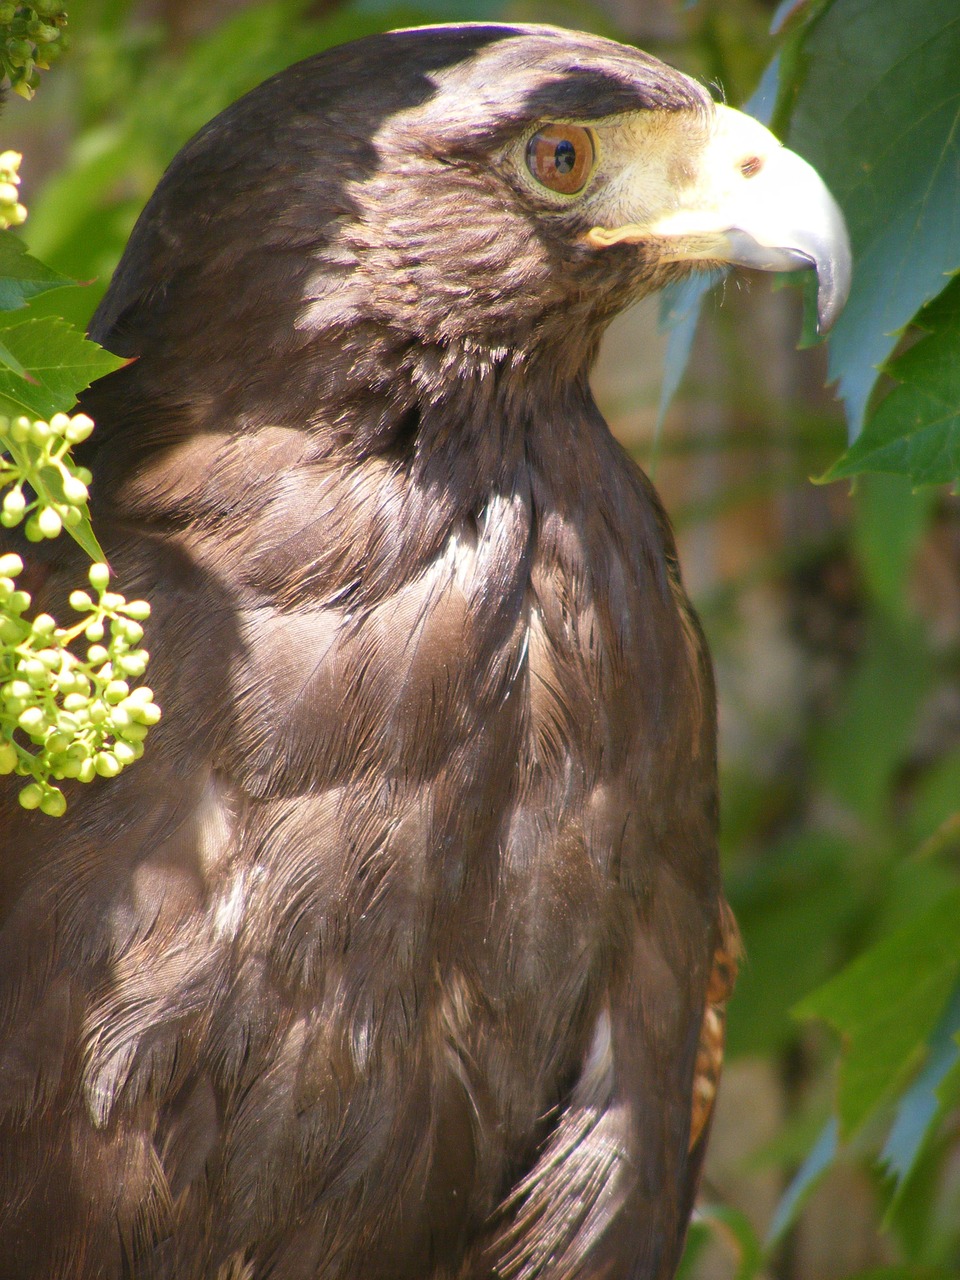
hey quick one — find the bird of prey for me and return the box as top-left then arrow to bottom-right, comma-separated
0,23 -> 849,1280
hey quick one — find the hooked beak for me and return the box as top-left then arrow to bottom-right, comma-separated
586,104 -> 851,333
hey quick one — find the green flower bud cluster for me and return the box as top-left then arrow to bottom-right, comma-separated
0,410 -> 94,539
0,150 -> 26,229
0,3 -> 68,98
2,410 -> 159,815
0,556 -> 160,816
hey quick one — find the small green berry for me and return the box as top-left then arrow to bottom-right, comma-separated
113,741 -> 138,765
120,721 -> 149,742
18,783 -> 44,810
18,706 -> 46,735
39,788 -> 67,817
104,679 -> 129,704
44,731 -> 71,755
31,615 -> 56,638
61,474 -> 89,503
94,751 -> 121,778
1,488 -> 26,518
37,506 -> 62,538
116,652 -> 148,677
64,415 -> 94,445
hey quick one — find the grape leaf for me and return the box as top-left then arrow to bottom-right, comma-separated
794,888 -> 960,1136
0,229 -> 73,313
781,0 -> 960,434
826,274 -> 960,484
0,315 -> 125,420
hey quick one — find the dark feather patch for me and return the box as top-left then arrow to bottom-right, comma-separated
0,22 -> 730,1279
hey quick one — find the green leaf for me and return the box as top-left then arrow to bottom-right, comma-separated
2,434 -> 105,563
812,614 -> 932,823
908,747 -> 960,857
878,980 -> 960,1198
826,275 -> 960,485
851,475 -> 937,615
767,1116 -> 838,1245
0,315 -> 125,420
838,1270 -> 958,1280
656,271 -> 724,439
795,888 -> 960,1136
726,833 -> 856,1057
0,337 -> 31,380
690,1205 -> 764,1280
676,1219 -> 711,1280
782,0 -> 960,433
0,229 -> 73,312
25,1 -> 456,277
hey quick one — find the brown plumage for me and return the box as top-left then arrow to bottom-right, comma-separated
0,22 -> 846,1279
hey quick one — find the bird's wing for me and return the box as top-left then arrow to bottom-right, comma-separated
469,886 -> 734,1280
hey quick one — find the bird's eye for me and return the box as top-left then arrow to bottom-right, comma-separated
525,125 -> 595,196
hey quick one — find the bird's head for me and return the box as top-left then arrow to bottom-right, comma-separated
90,23 -> 849,434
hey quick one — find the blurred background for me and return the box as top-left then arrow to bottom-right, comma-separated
4,2 -> 959,1276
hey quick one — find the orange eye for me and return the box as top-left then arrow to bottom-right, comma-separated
525,125 -> 595,195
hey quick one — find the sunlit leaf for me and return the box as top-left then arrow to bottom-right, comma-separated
795,889 -> 960,1136
781,0 -> 960,434
0,315 -> 125,420
0,337 -> 31,380
0,229 -> 73,312
827,275 -> 960,485
879,981 -> 960,1199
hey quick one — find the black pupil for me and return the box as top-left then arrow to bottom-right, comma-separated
554,139 -> 576,174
